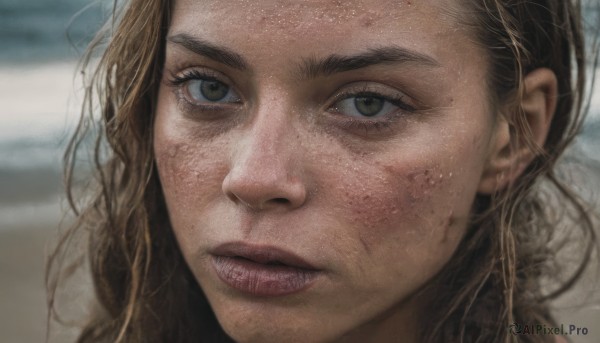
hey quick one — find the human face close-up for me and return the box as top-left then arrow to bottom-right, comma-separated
154,0 -> 502,342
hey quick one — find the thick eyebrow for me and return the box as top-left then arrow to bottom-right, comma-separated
167,33 -> 440,78
298,47 -> 441,79
167,33 -> 249,70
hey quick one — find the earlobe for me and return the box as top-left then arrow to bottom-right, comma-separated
477,68 -> 558,194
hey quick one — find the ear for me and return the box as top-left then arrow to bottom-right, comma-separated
477,68 -> 558,194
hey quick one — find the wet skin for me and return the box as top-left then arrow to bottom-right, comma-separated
154,0 -> 502,342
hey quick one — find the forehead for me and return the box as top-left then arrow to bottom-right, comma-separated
169,0 -> 466,55
176,0 -> 416,25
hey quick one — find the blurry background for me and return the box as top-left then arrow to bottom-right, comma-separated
0,0 -> 598,342
0,0 -> 105,342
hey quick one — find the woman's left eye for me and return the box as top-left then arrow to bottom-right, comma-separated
329,93 -> 410,118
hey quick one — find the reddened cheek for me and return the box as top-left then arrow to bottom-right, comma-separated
337,159 -> 460,254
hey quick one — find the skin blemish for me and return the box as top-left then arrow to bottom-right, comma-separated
405,167 -> 444,203
440,210 -> 455,244
358,233 -> 372,255
360,15 -> 375,27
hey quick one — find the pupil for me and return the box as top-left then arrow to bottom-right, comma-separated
200,80 -> 229,101
354,96 -> 384,116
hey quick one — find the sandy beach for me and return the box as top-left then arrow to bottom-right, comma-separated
0,62 -> 82,343
1,221 -> 59,342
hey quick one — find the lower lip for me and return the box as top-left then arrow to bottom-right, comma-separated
211,256 -> 320,297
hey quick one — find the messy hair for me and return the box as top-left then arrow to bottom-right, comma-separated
47,0 -> 598,342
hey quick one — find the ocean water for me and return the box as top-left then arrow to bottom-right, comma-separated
0,0 -> 599,217
0,0 -> 105,225
0,0 -> 107,63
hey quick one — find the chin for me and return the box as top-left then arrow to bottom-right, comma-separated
212,300 -> 344,343
219,318 -> 335,343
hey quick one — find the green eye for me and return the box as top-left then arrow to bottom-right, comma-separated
186,79 -> 240,103
354,96 -> 385,117
332,93 -> 402,118
199,80 -> 230,101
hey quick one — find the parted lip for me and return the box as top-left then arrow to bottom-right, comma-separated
210,242 -> 320,270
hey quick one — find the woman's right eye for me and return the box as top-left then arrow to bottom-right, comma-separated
169,69 -> 241,107
185,79 -> 241,104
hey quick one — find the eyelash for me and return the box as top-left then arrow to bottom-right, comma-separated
169,69 -> 212,86
167,68 -> 417,135
168,68 -> 241,107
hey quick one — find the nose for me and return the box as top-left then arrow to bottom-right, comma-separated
222,112 -> 307,211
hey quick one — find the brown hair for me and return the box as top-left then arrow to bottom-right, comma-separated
47,0 -> 598,342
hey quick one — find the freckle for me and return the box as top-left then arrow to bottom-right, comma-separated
168,146 -> 178,158
361,17 -> 373,27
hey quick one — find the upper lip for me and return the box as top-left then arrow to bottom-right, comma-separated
210,242 -> 319,270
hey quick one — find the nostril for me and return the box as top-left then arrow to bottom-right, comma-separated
222,170 -> 307,210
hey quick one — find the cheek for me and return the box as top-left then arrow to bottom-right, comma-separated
153,117 -> 229,236
339,166 -> 449,253
335,144 -> 483,257
155,142 -> 204,234
155,143 -> 205,196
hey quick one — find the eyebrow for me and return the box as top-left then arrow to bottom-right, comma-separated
298,47 -> 440,79
168,33 -> 249,70
167,33 -> 440,78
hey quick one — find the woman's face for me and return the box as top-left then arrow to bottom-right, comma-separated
155,0 -> 498,341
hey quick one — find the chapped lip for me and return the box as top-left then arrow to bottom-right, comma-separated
210,241 -> 320,270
